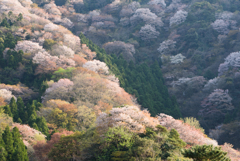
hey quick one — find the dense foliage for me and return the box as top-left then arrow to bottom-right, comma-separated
80,33 -> 181,117
0,126 -> 28,161
0,0 -> 240,159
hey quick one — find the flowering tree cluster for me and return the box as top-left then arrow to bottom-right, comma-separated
199,89 -> 234,128
158,113 -> 218,146
30,7 -> 49,19
211,20 -> 230,35
51,44 -> 75,58
0,0 -> 31,16
139,24 -> 160,41
105,79 -> 134,106
218,51 -> 240,76
103,41 -> 135,61
166,0 -> 183,12
0,83 -> 38,101
43,1 -> 61,16
130,8 -> 163,28
33,51 -> 76,74
83,60 -> 109,75
120,1 -> 140,17
170,53 -> 186,64
13,123 -> 46,147
170,76 -> 206,97
42,79 -> 74,103
203,77 -> 226,92
200,89 -> 233,111
96,105 -> 159,134
103,0 -> 122,14
170,10 -> 188,27
148,0 -> 166,8
63,34 -> 81,52
0,89 -> 16,103
54,18 -> 74,29
212,11 -> 237,35
14,40 -> 45,58
33,130 -> 74,161
157,39 -> 176,55
71,72 -> 134,108
44,23 -> 59,32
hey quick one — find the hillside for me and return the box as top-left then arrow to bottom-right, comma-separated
0,0 -> 239,160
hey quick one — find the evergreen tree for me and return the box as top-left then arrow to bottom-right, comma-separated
0,18 -> 9,28
28,114 -> 36,127
2,126 -> 14,161
10,97 -> 18,122
12,127 -> 28,161
4,33 -> 16,49
32,123 -> 39,131
3,105 -> 12,117
0,146 -> 7,161
17,97 -> 26,123
17,118 -> 22,124
27,104 -> 36,120
182,145 -> 231,161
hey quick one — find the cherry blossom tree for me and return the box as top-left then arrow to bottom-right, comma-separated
158,113 -> 218,146
127,1 -> 140,12
218,51 -> 240,76
33,51 -> 76,74
130,8 -> 163,28
51,45 -> 75,58
43,1 -> 61,16
55,18 -> 74,29
44,23 -> 59,32
0,89 -> 16,103
96,105 -> 159,134
42,79 -> 74,103
211,19 -> 230,35
63,34 -> 81,51
148,0 -> 166,8
0,83 -> 38,101
103,41 -> 135,61
83,60 -> 109,75
203,77 -> 225,92
139,24 -> 160,41
170,10 -> 188,27
170,76 -> 206,97
170,53 -> 185,64
212,11 -> 237,35
157,39 -> 176,55
14,40 -> 45,58
199,89 -> 234,129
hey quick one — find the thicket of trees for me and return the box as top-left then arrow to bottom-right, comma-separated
0,126 -> 28,161
80,33 -> 181,117
3,97 -> 49,136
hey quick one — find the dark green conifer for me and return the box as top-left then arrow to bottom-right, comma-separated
3,105 -> 12,117
32,123 -> 39,131
2,126 -> 14,161
0,146 -> 7,161
182,145 -> 231,161
17,97 -> 26,123
12,127 -> 28,161
36,117 -> 49,136
10,97 -> 18,122
28,114 -> 36,127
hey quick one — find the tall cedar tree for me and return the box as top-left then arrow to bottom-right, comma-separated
12,127 -> 28,161
2,126 -> 14,161
9,97 -> 18,122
